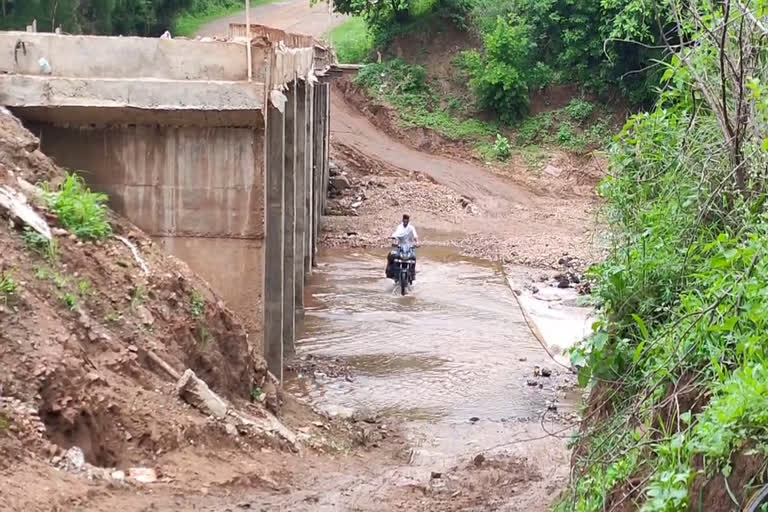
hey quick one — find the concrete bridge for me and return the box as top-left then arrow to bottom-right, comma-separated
0,25 -> 334,379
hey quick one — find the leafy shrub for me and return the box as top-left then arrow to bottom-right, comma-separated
23,227 -> 58,262
190,290 -> 206,318
44,173 -> 112,240
564,99 -> 595,123
462,16 -> 539,124
492,134 -> 511,160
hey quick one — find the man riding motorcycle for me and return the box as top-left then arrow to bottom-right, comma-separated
386,214 -> 419,280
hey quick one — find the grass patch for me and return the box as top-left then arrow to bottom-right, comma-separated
330,17 -> 373,64
44,173 -> 112,241
23,227 -> 58,262
355,59 -> 495,141
0,271 -> 19,305
514,99 -> 612,152
172,0 -> 281,38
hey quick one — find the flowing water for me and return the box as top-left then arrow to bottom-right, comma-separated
289,247 -> 576,471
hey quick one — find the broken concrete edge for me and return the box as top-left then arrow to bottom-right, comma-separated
270,89 -> 288,114
175,368 -> 298,449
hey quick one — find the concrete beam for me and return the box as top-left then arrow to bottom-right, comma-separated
264,95 -> 285,380
0,31 -> 265,81
294,81 -> 308,312
0,75 -> 265,117
283,85 -> 297,356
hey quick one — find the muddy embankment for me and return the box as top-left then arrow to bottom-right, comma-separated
0,110 -> 387,512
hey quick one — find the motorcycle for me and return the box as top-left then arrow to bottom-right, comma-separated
389,243 -> 416,295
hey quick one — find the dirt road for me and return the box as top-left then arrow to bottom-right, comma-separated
197,0 -> 347,39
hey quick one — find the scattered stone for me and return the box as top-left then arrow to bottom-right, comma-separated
136,305 -> 154,326
518,357 -> 527,362
224,423 -> 239,437
469,416 -> 480,423
430,471 -> 442,479
62,446 -> 85,472
111,470 -> 126,481
557,279 -> 570,289
540,368 -> 552,377
526,379 -> 538,387
129,467 -> 158,484
330,175 -> 351,191
473,454 -> 486,467
547,402 -> 558,412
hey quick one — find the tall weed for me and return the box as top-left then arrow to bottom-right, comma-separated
44,173 -> 112,240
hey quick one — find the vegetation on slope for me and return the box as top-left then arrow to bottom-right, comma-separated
0,0 -> 250,36
557,0 -> 768,509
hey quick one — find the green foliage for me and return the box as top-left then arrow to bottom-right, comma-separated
190,290 -> 206,318
491,134 -> 510,160
559,0 -> 768,505
514,108 -> 612,151
22,228 -> 58,262
0,0 -> 195,35
61,292 -> 79,311
330,17 -> 373,64
77,280 -> 91,297
460,15 -> 545,123
355,59 -> 495,140
0,271 -> 19,305
44,173 -> 111,241
564,99 -> 596,124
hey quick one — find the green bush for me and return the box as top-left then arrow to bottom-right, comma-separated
462,15 -> 549,123
564,99 -> 595,124
44,173 -> 112,241
492,134 -> 511,160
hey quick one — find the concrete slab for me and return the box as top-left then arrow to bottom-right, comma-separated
0,75 -> 265,113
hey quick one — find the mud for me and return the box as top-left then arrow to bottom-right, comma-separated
208,247 -> 578,510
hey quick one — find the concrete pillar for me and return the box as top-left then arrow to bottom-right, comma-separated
322,83 -> 331,213
264,93 -> 285,380
312,85 -> 324,268
294,81 -> 308,312
283,84 -> 297,356
304,82 -> 314,278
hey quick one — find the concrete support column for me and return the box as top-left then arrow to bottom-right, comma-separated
294,81 -> 307,313
321,83 -> 331,214
283,84 -> 297,356
311,85 -> 325,268
264,93 -> 285,380
304,82 -> 314,279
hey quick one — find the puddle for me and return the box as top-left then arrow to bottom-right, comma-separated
290,247 -> 578,466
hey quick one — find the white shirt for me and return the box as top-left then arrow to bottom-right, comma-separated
392,223 -> 418,249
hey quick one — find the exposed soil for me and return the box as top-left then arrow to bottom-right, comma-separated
0,110 -> 388,512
